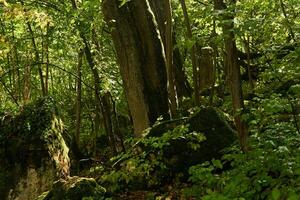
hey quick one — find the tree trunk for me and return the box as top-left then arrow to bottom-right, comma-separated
165,0 -> 177,118
149,0 -> 192,100
23,56 -> 31,104
173,34 -> 193,99
102,0 -> 169,136
214,0 -> 248,151
71,0 -> 118,155
83,37 -> 118,155
75,49 -> 83,149
199,47 -> 214,93
180,0 -> 200,105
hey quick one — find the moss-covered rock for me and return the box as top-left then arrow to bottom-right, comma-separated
37,177 -> 106,200
0,97 -> 70,200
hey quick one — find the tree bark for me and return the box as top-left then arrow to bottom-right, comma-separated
102,0 -> 169,136
199,47 -> 214,93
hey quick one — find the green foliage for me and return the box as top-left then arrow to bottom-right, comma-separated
0,0 -> 300,198
100,124 -> 206,193
119,0 -> 131,7
184,126 -> 300,199
184,85 -> 300,200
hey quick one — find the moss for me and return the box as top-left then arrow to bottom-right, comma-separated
0,97 -> 70,199
39,177 -> 106,200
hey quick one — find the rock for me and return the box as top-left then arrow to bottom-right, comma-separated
0,97 -> 70,200
101,107 -> 237,191
187,107 -> 236,162
148,107 -> 236,175
37,177 -> 106,200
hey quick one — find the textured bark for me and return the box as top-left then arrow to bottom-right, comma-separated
102,0 -> 169,136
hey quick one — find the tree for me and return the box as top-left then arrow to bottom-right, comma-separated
214,0 -> 248,151
102,0 -> 170,136
149,0 -> 192,101
180,0 -> 200,106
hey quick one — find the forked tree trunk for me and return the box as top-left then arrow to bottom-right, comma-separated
102,0 -> 169,136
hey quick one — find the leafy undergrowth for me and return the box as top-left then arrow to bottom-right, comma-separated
98,124 -> 207,194
81,46 -> 300,199
74,93 -> 300,200
183,128 -> 300,200
86,92 -> 300,199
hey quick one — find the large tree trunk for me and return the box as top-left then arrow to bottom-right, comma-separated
102,0 -> 169,136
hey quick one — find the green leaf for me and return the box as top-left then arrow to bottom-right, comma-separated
119,0 -> 130,7
271,188 -> 280,200
212,159 -> 223,169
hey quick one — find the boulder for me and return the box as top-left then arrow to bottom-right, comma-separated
0,97 -> 70,200
148,107 -> 237,174
37,177 -> 106,200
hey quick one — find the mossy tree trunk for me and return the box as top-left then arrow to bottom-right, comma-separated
102,0 -> 170,136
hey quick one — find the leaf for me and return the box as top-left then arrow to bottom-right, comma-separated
0,0 -> 9,7
185,39 -> 196,50
271,188 -> 280,200
119,0 -> 130,7
212,159 -> 223,169
289,84 -> 300,95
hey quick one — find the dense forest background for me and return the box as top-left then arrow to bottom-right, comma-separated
0,0 -> 300,199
